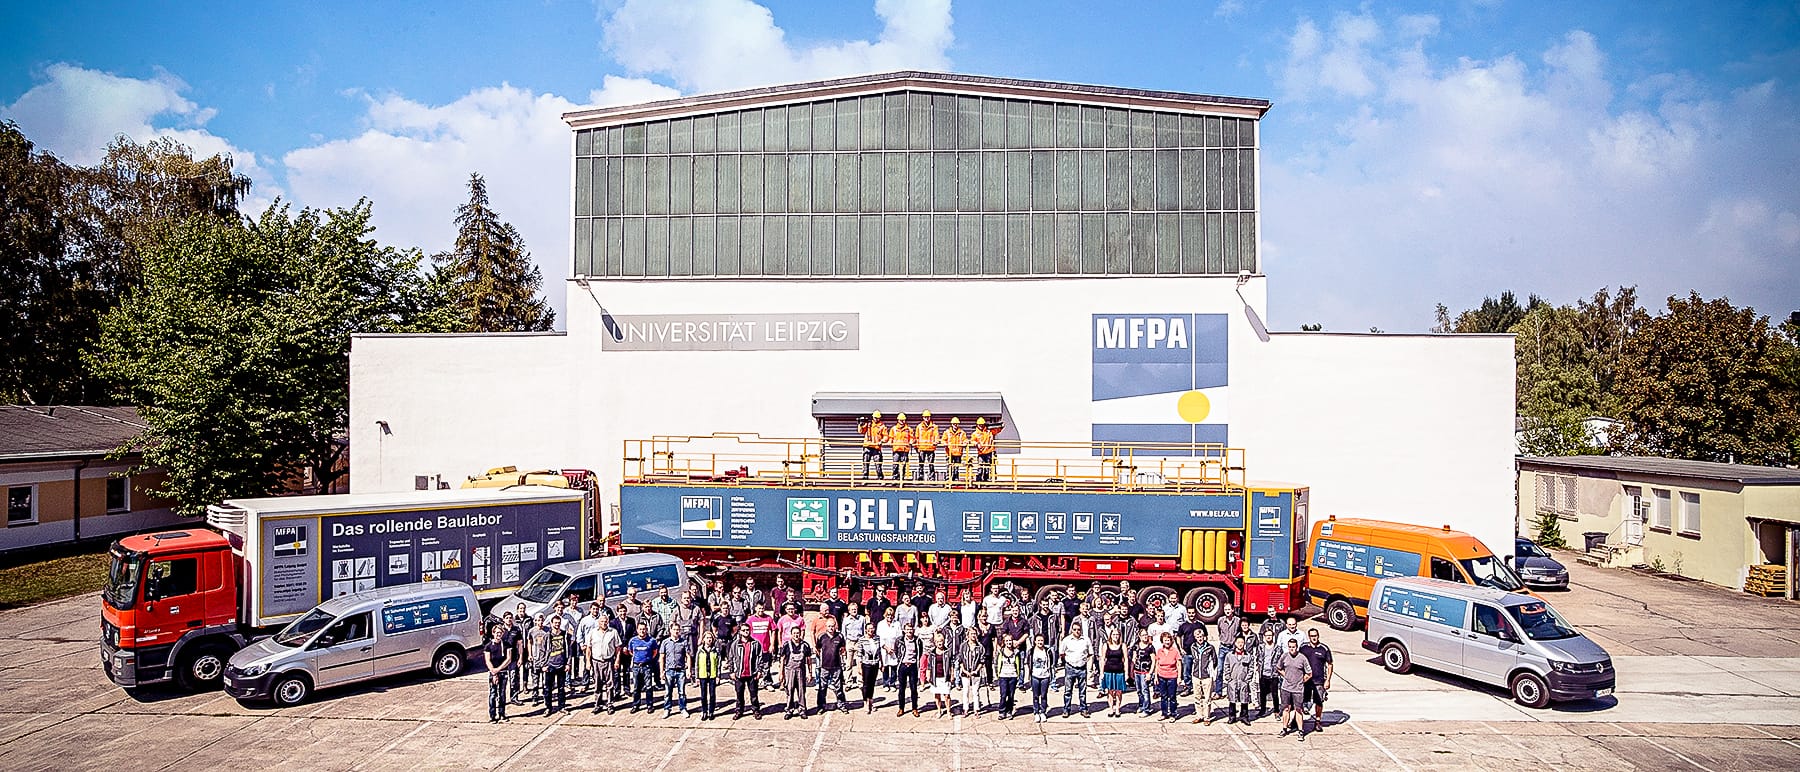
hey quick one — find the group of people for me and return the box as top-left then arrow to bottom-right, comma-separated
479,576 -> 1334,741
857,410 -> 998,483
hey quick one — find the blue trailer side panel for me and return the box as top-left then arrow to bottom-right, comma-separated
1247,490 -> 1294,580
620,485 -> 1245,557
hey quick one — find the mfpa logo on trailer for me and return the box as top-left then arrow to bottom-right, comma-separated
1091,313 -> 1230,453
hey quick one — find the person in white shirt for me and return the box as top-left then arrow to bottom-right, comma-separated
1057,625 -> 1092,718
1147,618 -> 1175,651
876,607 -> 903,688
584,608 -> 623,713
575,606 -> 601,686
1275,615 -> 1305,652
983,589 -> 1007,627
928,591 -> 954,629
959,593 -> 979,629
1162,599 -> 1188,627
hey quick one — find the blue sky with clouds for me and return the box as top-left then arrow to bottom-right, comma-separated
4,1 -> 1796,331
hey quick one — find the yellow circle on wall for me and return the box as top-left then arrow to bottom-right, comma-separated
1177,390 -> 1211,423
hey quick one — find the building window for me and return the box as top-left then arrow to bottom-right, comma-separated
1535,473 -> 1578,520
106,476 -> 130,513
6,486 -> 35,525
1650,488 -> 1672,531
1678,492 -> 1701,536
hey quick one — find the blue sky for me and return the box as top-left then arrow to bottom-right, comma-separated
4,1 -> 1796,331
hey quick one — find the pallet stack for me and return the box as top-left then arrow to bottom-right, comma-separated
1745,564 -> 1788,597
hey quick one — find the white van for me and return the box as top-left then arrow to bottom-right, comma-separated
496,552 -> 689,619
223,581 -> 482,705
1363,577 -> 1614,708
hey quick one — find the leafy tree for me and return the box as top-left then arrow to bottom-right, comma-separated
1531,510 -> 1567,549
1572,286 -> 1649,413
1433,291 -> 1546,333
434,173 -> 554,332
1614,293 -> 1800,464
1512,304 -> 1605,455
89,201 -> 442,514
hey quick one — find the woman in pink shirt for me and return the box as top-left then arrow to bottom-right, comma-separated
1154,632 -> 1183,720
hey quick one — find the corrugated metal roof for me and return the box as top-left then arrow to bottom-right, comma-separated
0,406 -> 148,461
1519,455 -> 1800,485
564,70 -> 1271,128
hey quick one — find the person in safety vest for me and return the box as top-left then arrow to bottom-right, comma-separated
913,411 -> 939,482
859,411 -> 887,480
889,413 -> 914,482
943,418 -> 968,483
972,418 -> 997,483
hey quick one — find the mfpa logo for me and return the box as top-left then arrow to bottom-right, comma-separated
1094,317 -> 1190,349
1091,313 -> 1229,454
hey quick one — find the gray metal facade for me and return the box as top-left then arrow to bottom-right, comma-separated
572,89 -> 1261,279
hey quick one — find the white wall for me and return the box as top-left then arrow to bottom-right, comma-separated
349,275 -> 1519,555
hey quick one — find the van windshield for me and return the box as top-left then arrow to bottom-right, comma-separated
1460,556 -> 1525,592
516,568 -> 570,604
273,609 -> 336,647
1507,601 -> 1579,641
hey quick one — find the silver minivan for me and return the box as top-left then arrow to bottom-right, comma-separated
497,552 -> 688,619
224,581 -> 483,705
1363,577 -> 1614,708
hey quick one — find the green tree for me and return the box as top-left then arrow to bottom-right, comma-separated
1512,304 -> 1604,456
1614,293 -> 1800,464
89,201 -> 441,514
1572,286 -> 1648,414
435,173 -> 554,332
1433,291 -> 1547,333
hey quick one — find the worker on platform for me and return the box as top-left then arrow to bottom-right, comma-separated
972,418 -> 997,483
890,412 -> 914,482
943,418 -> 968,483
914,411 -> 939,481
859,411 -> 887,480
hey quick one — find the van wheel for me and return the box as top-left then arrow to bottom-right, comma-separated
1185,587 -> 1228,623
175,644 -> 230,691
1379,641 -> 1412,674
1510,672 -> 1550,708
1325,599 -> 1358,631
434,646 -> 466,677
273,674 -> 312,706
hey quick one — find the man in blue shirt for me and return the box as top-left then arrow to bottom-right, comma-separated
629,627 -> 660,712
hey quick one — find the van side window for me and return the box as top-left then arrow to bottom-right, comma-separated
566,574 -> 598,604
320,612 -> 373,646
1473,604 -> 1510,638
1429,557 -> 1464,583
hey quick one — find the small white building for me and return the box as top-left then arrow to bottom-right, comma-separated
347,72 -> 1519,556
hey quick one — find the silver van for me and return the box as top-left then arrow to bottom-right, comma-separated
497,552 -> 689,619
1363,577 -> 1614,708
223,581 -> 483,705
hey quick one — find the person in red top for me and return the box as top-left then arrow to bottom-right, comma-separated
745,604 -> 775,689
889,413 -> 914,482
913,411 -> 940,482
1154,632 -> 1183,719
858,411 -> 886,480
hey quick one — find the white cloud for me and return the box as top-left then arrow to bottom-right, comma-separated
0,63 -> 275,205
602,0 -> 954,93
1262,18 -> 1800,331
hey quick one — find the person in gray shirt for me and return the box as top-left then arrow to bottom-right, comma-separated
661,626 -> 693,718
1276,638 -> 1313,741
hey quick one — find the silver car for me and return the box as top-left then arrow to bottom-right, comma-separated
1513,538 -> 1570,590
224,582 -> 483,705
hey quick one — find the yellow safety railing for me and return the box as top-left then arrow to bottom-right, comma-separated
622,433 -> 1245,493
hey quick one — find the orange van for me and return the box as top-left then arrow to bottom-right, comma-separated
1307,516 -> 1526,630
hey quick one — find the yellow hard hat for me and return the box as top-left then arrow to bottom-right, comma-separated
872,411 -> 882,419
897,412 -> 907,420
922,410 -> 931,418
950,417 -> 960,425
976,417 -> 986,426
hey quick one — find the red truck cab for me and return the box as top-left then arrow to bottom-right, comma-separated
101,530 -> 245,690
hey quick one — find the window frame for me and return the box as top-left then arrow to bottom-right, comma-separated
1650,488 -> 1673,532
106,475 -> 131,513
5,485 -> 36,526
144,555 -> 199,602
1677,491 -> 1701,537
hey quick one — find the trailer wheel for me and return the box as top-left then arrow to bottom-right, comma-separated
433,645 -> 466,677
175,643 -> 231,692
1184,587 -> 1229,623
1325,598 -> 1359,631
1380,641 -> 1412,674
273,673 -> 312,706
1032,583 -> 1070,605
1137,585 -> 1179,612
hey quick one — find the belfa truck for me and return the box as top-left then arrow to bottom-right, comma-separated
100,486 -> 592,691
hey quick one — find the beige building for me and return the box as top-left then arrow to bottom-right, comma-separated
0,406 -> 183,552
1518,455 -> 1800,599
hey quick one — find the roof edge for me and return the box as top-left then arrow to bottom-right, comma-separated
564,70 -> 1271,128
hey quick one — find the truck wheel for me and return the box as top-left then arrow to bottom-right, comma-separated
434,646 -> 466,677
1032,584 -> 1070,605
273,673 -> 312,706
1325,598 -> 1359,631
1184,587 -> 1228,623
1137,585 -> 1179,611
175,644 -> 231,691
1510,672 -> 1551,709
1379,641 -> 1411,674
